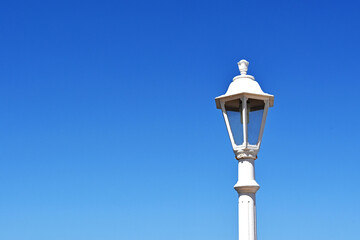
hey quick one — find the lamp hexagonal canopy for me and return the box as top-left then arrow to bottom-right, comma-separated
215,60 -> 274,160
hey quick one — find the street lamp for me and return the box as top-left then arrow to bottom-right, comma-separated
215,60 -> 274,240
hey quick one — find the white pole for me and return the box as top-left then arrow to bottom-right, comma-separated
234,158 -> 259,240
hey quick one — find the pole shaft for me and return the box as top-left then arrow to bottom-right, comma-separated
234,159 -> 259,240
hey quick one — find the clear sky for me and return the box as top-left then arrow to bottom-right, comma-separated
0,0 -> 359,239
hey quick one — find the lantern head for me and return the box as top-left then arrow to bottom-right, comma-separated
215,60 -> 274,160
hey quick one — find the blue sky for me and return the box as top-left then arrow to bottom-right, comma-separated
0,0 -> 359,239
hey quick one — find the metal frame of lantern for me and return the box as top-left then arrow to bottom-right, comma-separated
219,95 -> 270,160
215,60 -> 274,160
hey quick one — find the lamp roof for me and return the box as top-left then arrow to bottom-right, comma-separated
215,60 -> 274,109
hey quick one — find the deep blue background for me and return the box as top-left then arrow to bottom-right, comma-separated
1,0 -> 359,239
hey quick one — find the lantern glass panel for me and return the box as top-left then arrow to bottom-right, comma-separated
247,99 -> 265,145
225,99 -> 244,146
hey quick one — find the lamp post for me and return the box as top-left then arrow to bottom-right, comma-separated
215,60 -> 274,240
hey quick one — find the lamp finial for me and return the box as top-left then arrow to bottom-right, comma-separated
238,59 -> 249,75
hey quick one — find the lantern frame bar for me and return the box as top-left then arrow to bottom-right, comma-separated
242,96 -> 248,148
257,99 -> 269,148
220,101 -> 237,149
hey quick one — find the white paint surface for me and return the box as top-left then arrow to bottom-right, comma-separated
215,60 -> 274,240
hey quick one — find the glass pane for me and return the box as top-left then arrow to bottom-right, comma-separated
225,99 -> 244,145
247,99 -> 265,145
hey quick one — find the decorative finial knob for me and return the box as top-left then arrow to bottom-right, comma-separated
238,59 -> 249,75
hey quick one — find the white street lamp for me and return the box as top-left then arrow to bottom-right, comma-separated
215,60 -> 274,240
